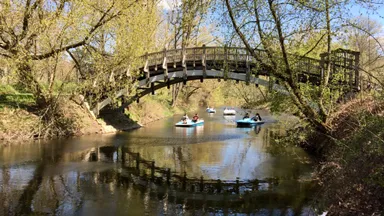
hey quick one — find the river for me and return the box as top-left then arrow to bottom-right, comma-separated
0,108 -> 317,215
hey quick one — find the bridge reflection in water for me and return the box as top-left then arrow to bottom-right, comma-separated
0,115 -> 317,215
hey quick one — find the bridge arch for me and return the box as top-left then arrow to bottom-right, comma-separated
91,46 -> 360,116
93,71 -> 283,115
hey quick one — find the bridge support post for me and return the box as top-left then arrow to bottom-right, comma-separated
94,103 -> 100,117
151,83 -> 155,95
355,52 -> 360,90
320,53 -> 326,85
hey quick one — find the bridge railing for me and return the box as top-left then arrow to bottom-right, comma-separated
137,46 -> 359,85
141,46 -> 326,77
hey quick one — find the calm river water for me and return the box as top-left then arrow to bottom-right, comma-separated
0,108 -> 317,215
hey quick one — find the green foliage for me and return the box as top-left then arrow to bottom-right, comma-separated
268,91 -> 299,115
0,85 -> 18,94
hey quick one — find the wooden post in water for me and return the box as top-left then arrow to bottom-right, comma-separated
136,153 -> 140,170
200,176 -> 204,192
253,179 -> 259,191
182,172 -> 187,191
216,179 -> 222,193
166,168 -> 171,185
151,161 -> 155,181
235,177 -> 240,194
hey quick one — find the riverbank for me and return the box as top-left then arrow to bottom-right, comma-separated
316,97 -> 384,215
0,93 -> 188,146
286,96 -> 384,215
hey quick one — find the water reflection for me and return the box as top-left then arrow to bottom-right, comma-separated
174,125 -> 204,137
0,108 -> 316,215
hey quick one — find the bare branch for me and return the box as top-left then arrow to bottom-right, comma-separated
31,3 -> 124,60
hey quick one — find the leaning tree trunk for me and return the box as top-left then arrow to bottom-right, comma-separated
171,83 -> 182,107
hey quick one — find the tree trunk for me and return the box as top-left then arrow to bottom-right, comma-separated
16,61 -> 48,108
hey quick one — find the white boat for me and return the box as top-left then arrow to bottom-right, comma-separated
206,108 -> 216,113
175,119 -> 204,127
223,108 -> 236,115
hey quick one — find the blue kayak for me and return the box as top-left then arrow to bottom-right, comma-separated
236,118 -> 264,127
175,119 -> 204,127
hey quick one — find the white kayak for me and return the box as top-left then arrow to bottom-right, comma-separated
223,109 -> 236,115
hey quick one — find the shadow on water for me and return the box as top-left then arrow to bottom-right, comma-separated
0,108 -> 319,215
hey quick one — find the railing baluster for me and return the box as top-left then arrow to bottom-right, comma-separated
182,47 -> 187,81
144,52 -> 150,87
163,48 -> 168,82
202,45 -> 207,78
246,49 -> 250,85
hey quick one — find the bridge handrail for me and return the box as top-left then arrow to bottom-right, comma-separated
134,46 -> 359,77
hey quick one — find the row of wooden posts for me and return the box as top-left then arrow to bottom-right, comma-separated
124,150 -> 274,194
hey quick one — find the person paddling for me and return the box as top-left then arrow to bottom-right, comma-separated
243,112 -> 250,119
192,113 -> 199,123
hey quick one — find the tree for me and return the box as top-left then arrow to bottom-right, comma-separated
341,17 -> 384,87
159,0 -> 212,107
222,0 -> 377,133
0,0 -> 159,136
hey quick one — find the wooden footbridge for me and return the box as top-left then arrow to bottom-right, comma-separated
91,46 -> 361,116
